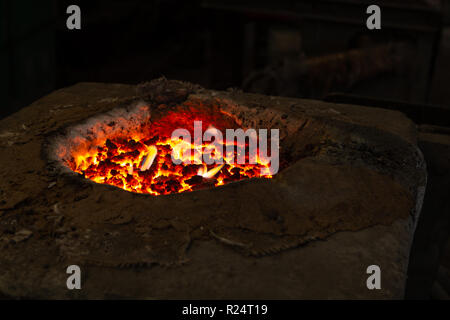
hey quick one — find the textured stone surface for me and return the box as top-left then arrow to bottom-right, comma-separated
0,79 -> 426,299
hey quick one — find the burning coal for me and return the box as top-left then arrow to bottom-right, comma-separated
54,102 -> 276,195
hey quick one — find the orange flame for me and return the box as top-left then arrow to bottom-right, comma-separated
63,106 -> 272,195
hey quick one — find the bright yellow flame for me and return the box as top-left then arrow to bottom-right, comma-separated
140,145 -> 158,171
199,164 -> 224,179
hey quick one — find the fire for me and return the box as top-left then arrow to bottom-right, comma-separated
140,145 -> 157,171
64,105 -> 273,195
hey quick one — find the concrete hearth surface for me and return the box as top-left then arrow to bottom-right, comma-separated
0,79 -> 426,299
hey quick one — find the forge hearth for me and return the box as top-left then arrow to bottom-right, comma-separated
0,79 -> 426,299
52,100 -> 276,196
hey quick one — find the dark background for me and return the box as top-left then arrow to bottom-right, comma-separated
1,0 -> 450,299
2,0 -> 450,118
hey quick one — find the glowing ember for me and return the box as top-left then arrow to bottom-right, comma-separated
140,145 -> 157,171
64,105 -> 273,195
